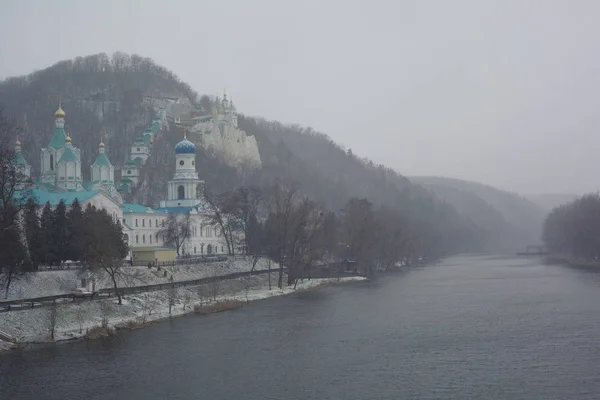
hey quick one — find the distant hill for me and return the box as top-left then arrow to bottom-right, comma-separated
527,193 -> 578,211
0,53 -> 489,255
411,176 -> 547,253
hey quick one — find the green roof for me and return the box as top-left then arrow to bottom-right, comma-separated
58,146 -> 80,163
123,203 -> 152,214
92,152 -> 112,167
143,134 -> 152,145
133,157 -> 143,167
134,137 -> 145,144
25,189 -> 101,206
15,152 -> 28,166
124,160 -> 138,168
151,122 -> 160,132
144,128 -> 152,133
49,127 -> 67,149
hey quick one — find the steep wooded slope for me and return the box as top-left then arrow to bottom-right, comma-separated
411,176 -> 547,252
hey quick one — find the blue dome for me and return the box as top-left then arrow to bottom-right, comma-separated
175,138 -> 196,154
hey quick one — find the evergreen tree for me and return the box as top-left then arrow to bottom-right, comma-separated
66,198 -> 85,261
0,204 -> 27,297
40,202 -> 58,265
53,200 -> 68,262
23,198 -> 43,270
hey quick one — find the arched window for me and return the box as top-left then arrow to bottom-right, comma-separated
194,246 -> 197,254
177,185 -> 185,199
201,244 -> 204,254
142,234 -> 146,244
149,219 -> 152,227
136,235 -> 139,244
50,154 -> 54,170
200,225 -> 203,236
135,219 -> 138,227
207,244 -> 212,255
149,235 -> 152,244
142,219 -> 145,227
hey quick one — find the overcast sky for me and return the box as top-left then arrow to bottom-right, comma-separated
1,0 -> 598,195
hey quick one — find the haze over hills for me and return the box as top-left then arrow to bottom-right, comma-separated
411,176 -> 548,252
0,53 -> 551,254
527,193 -> 579,212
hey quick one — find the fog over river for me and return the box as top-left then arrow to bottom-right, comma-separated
2,255 -> 600,400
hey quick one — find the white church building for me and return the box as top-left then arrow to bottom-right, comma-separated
15,100 -> 230,259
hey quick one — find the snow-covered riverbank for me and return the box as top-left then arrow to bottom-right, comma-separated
0,274 -> 366,350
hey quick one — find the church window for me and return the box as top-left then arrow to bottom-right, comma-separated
127,170 -> 131,175
179,160 -> 184,166
149,235 -> 152,244
149,219 -> 152,227
192,161 -> 195,166
201,244 -> 204,254
137,148 -> 140,151
155,233 -> 159,242
142,219 -> 145,227
177,185 -> 185,199
194,246 -> 196,254
123,219 -> 125,224
50,154 -> 54,170
136,235 -> 139,244
143,234 -> 145,244
221,245 -> 224,253
135,219 -> 138,227
156,219 -> 158,226
200,225 -> 203,236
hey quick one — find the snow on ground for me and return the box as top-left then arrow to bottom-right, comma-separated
1,258 -> 278,300
0,274 -> 366,346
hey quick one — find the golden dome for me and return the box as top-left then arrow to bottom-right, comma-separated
65,135 -> 72,143
15,138 -> 21,147
99,140 -> 105,148
55,95 -> 65,118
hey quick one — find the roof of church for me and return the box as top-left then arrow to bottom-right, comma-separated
49,127 -> 67,149
133,157 -> 143,167
58,146 -> 79,163
154,206 -> 195,214
30,189 -> 100,206
123,203 -> 153,214
92,152 -> 112,167
15,152 -> 28,165
175,138 -> 196,154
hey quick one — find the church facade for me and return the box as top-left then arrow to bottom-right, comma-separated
15,101 -> 230,259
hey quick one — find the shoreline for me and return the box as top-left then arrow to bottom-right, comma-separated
544,254 -> 600,268
0,275 -> 366,353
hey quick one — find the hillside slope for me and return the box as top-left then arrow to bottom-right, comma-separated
1,52 -> 484,255
527,193 -> 578,211
411,176 -> 547,253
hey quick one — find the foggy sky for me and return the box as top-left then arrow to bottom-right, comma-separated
1,0 -> 599,195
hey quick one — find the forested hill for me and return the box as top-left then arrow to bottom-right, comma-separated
411,176 -> 547,253
1,52 -> 489,254
0,52 -> 197,177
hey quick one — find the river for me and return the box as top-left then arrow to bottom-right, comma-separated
2,255 -> 600,399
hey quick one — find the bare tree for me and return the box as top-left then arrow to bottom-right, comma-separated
99,301 -> 111,330
208,266 -> 221,302
0,110 -> 31,297
159,213 -> 191,256
139,293 -> 158,323
264,180 -> 301,288
167,284 -> 177,316
75,304 -> 85,334
202,189 -> 237,256
47,303 -> 59,341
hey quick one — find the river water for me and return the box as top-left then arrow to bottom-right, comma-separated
2,255 -> 600,399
